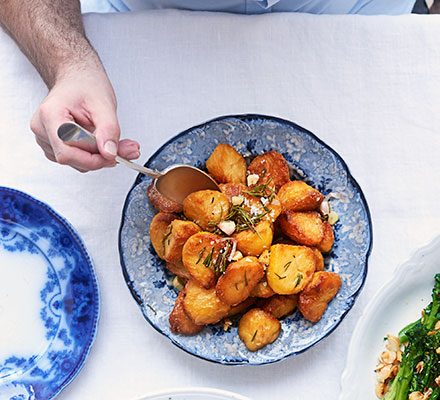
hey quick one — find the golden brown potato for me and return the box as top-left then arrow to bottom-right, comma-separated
216,256 -> 264,306
163,220 -> 201,263
266,244 -> 316,295
228,297 -> 256,316
149,212 -> 178,259
277,181 -> 324,212
279,211 -> 324,247
169,289 -> 204,335
183,280 -> 231,325
238,308 -> 281,351
310,247 -> 325,271
258,294 -> 298,319
248,150 -> 290,192
206,143 -> 247,184
147,184 -> 183,213
250,275 -> 275,298
166,260 -> 191,280
219,183 -> 247,202
183,190 -> 230,230
316,221 -> 334,253
298,271 -> 342,323
233,220 -> 273,257
182,232 -> 226,288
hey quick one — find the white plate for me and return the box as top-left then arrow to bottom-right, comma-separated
339,235 -> 440,399
138,387 -> 251,400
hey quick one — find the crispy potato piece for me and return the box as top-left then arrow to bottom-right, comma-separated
216,256 -> 264,306
243,192 -> 282,224
248,151 -> 290,192
316,221 -> 334,253
250,276 -> 276,298
266,244 -> 316,295
169,289 -> 204,335
183,280 -> 231,325
238,308 -> 281,351
206,143 -> 247,184
183,190 -> 230,230
219,183 -> 247,202
277,181 -> 324,212
147,184 -> 183,213
258,294 -> 298,319
233,220 -> 273,257
228,297 -> 256,316
166,260 -> 191,280
149,212 -> 178,259
298,271 -> 342,323
182,232 -> 226,289
163,220 -> 201,263
279,211 -> 324,247
258,249 -> 271,265
310,247 -> 324,271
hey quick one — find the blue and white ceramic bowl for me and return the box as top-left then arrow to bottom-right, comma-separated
119,114 -> 372,365
0,187 -> 99,399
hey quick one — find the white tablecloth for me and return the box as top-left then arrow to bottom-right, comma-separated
1,10 -> 440,400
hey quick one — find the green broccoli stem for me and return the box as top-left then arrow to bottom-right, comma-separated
430,386 -> 440,400
398,319 -> 420,343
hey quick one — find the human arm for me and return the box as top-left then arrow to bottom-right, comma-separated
0,0 -> 139,171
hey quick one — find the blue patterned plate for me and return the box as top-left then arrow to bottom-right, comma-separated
119,114 -> 372,365
0,187 -> 99,399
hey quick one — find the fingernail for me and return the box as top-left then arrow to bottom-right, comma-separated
127,151 -> 140,160
104,140 -> 117,156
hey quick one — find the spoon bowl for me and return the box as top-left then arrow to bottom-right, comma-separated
57,122 -> 219,204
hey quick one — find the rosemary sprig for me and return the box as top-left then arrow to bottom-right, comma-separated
274,272 -> 286,280
162,225 -> 173,251
245,178 -> 275,202
294,273 -> 303,287
202,247 -> 214,268
227,204 -> 267,235
195,247 -> 206,264
283,261 -> 291,272
244,271 -> 248,286
251,330 -> 258,342
213,240 -> 232,275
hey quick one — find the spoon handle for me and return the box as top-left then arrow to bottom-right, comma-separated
57,122 -> 162,178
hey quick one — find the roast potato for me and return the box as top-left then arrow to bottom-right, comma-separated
258,249 -> 271,265
298,271 -> 342,323
277,181 -> 324,212
149,212 -> 178,259
163,219 -> 201,263
248,150 -> 290,192
279,211 -> 324,246
228,297 -> 256,316
206,143 -> 247,184
169,289 -> 204,335
258,294 -> 298,319
183,280 -> 231,325
310,247 -> 325,271
233,220 -> 273,257
183,190 -> 230,230
182,232 -> 226,288
250,276 -> 276,298
147,184 -> 183,213
216,256 -> 264,306
238,308 -> 281,351
266,244 -> 316,295
166,260 -> 191,280
316,221 -> 334,253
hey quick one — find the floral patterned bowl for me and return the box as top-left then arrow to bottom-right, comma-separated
118,114 -> 372,365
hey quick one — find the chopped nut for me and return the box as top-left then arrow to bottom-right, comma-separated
328,210 -> 339,225
436,347 -> 440,355
230,250 -> 243,261
390,365 -> 399,379
375,382 -> 389,398
396,350 -> 403,363
435,320 -> 440,331
409,392 -> 424,400
435,376 -> 440,387
247,174 -> 259,186
231,195 -> 244,206
222,318 -> 232,331
424,388 -> 433,399
416,361 -> 424,374
217,220 -> 236,235
386,334 -> 401,352
377,364 -> 393,383
428,330 -> 437,336
380,350 -> 397,364
375,361 -> 387,372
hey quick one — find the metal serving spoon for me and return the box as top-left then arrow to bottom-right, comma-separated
57,122 -> 219,204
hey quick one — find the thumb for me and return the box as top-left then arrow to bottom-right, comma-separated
92,101 -> 121,160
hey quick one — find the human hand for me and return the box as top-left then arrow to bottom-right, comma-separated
31,62 -> 140,172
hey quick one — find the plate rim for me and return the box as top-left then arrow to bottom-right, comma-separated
339,233 -> 440,399
0,186 -> 100,399
118,113 -> 373,365
137,386 -> 251,400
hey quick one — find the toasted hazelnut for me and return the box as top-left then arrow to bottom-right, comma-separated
416,361 -> 424,374
377,365 -> 393,383
386,334 -> 401,353
375,382 -> 389,399
409,392 -> 424,400
380,350 -> 397,364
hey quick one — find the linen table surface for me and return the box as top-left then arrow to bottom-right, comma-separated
0,9 -> 439,400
